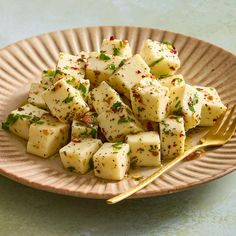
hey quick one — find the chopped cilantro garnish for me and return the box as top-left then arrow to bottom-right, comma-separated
81,127 -> 97,138
106,63 -> 116,71
66,77 -> 76,84
188,93 -> 199,112
63,66 -> 69,70
119,59 -> 126,68
79,83 -> 87,97
149,57 -> 164,67
113,47 -> 121,56
118,116 -> 134,124
44,70 -> 56,77
112,142 -> 123,150
63,93 -> 74,103
175,77 -> 183,84
99,53 -> 111,61
112,101 -> 122,111
161,40 -> 173,46
2,113 -> 31,131
173,107 -> 183,116
31,116 -> 44,125
90,128 -> 97,138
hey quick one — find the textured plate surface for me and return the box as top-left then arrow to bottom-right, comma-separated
0,26 -> 235,199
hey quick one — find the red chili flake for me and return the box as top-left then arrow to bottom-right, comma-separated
70,66 -> 78,70
207,95 -> 213,101
173,143 -> 177,147
179,132 -> 185,137
110,36 -> 115,40
136,70 -> 141,74
151,151 -> 159,156
72,138 -> 82,143
169,66 -> 175,70
146,121 -> 154,131
213,118 -> 217,122
131,87 -> 143,103
84,63 -> 88,70
81,115 -> 93,126
170,48 -> 177,54
43,129 -> 49,135
141,75 -> 146,78
17,107 -> 24,111
94,70 -> 101,76
185,150 -> 205,161
168,145 -> 171,149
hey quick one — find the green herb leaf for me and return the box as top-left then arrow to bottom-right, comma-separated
79,83 -> 87,97
99,53 -> 111,61
119,59 -> 126,68
66,77 -> 76,84
106,63 -> 116,71
188,93 -> 199,112
90,128 -> 97,138
112,142 -> 123,150
63,66 -> 69,70
161,40 -> 173,46
118,116 -> 134,124
149,57 -> 164,67
31,116 -> 44,125
63,93 -> 74,104
2,113 -> 31,131
173,107 -> 183,116
113,47 -> 121,56
111,101 -> 122,111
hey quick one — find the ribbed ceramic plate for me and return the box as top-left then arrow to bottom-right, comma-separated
0,26 -> 236,199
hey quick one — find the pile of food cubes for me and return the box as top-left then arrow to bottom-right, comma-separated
2,36 -> 227,181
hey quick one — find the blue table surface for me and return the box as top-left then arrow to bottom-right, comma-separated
0,0 -> 236,235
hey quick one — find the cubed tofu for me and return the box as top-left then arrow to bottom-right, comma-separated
159,116 -> 185,160
97,104 -> 143,142
130,78 -> 169,122
28,83 -> 47,109
159,74 -> 185,89
93,142 -> 130,180
169,84 -> 203,130
40,69 -> 57,89
55,52 -> 85,81
64,76 -> 90,100
27,115 -> 69,158
42,79 -> 89,122
2,104 -> 48,140
88,81 -> 123,114
85,52 -> 123,87
195,86 -> 227,126
108,54 -> 150,98
100,38 -> 132,58
59,139 -> 102,174
140,39 -> 180,77
126,132 -> 161,167
71,112 -> 98,140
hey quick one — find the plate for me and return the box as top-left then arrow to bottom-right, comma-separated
0,26 -> 236,199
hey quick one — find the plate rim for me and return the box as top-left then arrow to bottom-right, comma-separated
0,25 -> 235,200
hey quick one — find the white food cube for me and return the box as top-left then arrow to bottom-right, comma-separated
126,132 -> 161,167
93,142 -> 130,180
2,104 -> 48,140
159,116 -> 185,160
159,74 -> 185,89
130,78 -> 169,122
71,112 -> 98,140
40,69 -> 57,89
88,81 -> 123,114
55,52 -> 85,81
60,139 -> 102,174
27,115 -> 69,158
85,52 -> 123,87
109,54 -> 150,98
28,83 -> 47,109
64,76 -> 90,100
195,86 -> 227,126
169,84 -> 203,130
42,79 -> 89,122
97,104 -> 143,142
140,39 -> 180,77
100,37 -> 132,58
